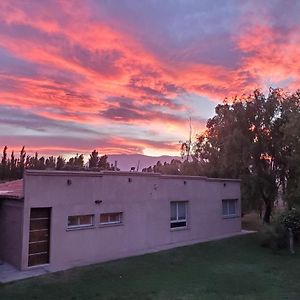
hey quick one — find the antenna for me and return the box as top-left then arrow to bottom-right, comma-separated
136,160 -> 140,172
179,116 -> 193,162
186,117 -> 192,162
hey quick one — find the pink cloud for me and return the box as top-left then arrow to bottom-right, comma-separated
1,1 -> 299,156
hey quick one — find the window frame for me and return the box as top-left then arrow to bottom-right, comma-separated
67,214 -> 94,229
170,201 -> 188,229
222,199 -> 238,218
99,212 -> 123,226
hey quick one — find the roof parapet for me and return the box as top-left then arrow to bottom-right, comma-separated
24,169 -> 240,182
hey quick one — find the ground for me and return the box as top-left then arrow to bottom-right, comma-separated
0,232 -> 300,300
241,211 -> 263,231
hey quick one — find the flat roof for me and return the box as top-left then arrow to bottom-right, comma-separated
0,171 -> 240,201
25,170 -> 240,182
0,179 -> 23,200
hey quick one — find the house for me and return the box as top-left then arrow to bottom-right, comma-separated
0,170 -> 241,272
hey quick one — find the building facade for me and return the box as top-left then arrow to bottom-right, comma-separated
0,170 -> 241,272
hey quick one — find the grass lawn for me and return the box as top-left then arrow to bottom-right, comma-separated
1,234 -> 300,300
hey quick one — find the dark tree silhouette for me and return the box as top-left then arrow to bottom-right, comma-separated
56,156 -> 66,170
89,150 -> 99,168
194,88 -> 300,223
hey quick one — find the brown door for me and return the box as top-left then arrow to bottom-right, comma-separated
28,207 -> 51,266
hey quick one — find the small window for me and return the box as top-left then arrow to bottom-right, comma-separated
222,199 -> 238,218
100,212 -> 122,225
67,215 -> 94,228
170,202 -> 187,228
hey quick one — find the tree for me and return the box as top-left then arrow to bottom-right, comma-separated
31,152 -> 39,169
194,88 -> 300,223
45,156 -> 56,169
18,146 -> 26,176
180,117 -> 193,162
0,146 -> 8,179
98,155 -> 109,170
56,156 -> 66,170
75,154 -> 84,168
89,150 -> 99,168
66,154 -> 84,169
283,108 -> 300,208
1,146 -> 8,166
153,161 -> 163,173
39,157 -> 46,169
10,151 -> 17,179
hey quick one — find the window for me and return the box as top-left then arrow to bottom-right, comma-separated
67,215 -> 94,229
170,201 -> 187,228
222,199 -> 238,217
100,212 -> 122,225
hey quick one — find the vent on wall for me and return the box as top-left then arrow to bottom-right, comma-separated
128,178 -> 132,183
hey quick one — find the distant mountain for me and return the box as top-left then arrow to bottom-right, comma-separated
107,154 -> 181,171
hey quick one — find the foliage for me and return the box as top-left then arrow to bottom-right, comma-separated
88,150 -> 99,168
259,208 -> 300,249
259,222 -> 287,250
192,88 -> 300,223
0,147 -> 114,181
279,209 -> 300,232
143,88 -> 300,223
142,158 -> 207,176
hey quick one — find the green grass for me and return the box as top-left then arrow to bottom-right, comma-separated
1,234 -> 300,300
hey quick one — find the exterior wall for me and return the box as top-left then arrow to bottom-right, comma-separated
0,199 -> 24,268
21,171 -> 241,271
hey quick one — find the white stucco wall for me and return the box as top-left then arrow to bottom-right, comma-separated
21,170 -> 241,271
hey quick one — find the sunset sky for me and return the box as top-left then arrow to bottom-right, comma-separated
0,0 -> 299,157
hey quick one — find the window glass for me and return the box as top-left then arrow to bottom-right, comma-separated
100,213 -> 122,224
222,201 -> 228,216
79,215 -> 93,225
222,199 -> 238,217
170,201 -> 188,228
67,215 -> 93,228
170,203 -> 177,221
100,214 -> 109,223
68,216 -> 79,226
109,213 -> 120,223
228,200 -> 236,215
178,202 -> 186,220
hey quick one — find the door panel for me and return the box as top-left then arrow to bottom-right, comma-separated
29,230 -> 49,242
29,241 -> 49,254
30,219 -> 49,230
28,253 -> 49,267
28,208 -> 51,267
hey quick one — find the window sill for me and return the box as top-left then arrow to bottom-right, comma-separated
223,215 -> 240,219
66,225 -> 95,231
99,223 -> 124,228
170,226 -> 189,232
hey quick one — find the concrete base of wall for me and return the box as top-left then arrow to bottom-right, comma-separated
0,262 -> 49,283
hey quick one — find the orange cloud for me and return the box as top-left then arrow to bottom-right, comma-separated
1,1 -> 299,156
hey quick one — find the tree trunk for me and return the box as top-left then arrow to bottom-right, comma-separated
263,202 -> 272,223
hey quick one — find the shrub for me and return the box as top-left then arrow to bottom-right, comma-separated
259,222 -> 287,249
279,209 -> 300,232
259,208 -> 300,249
